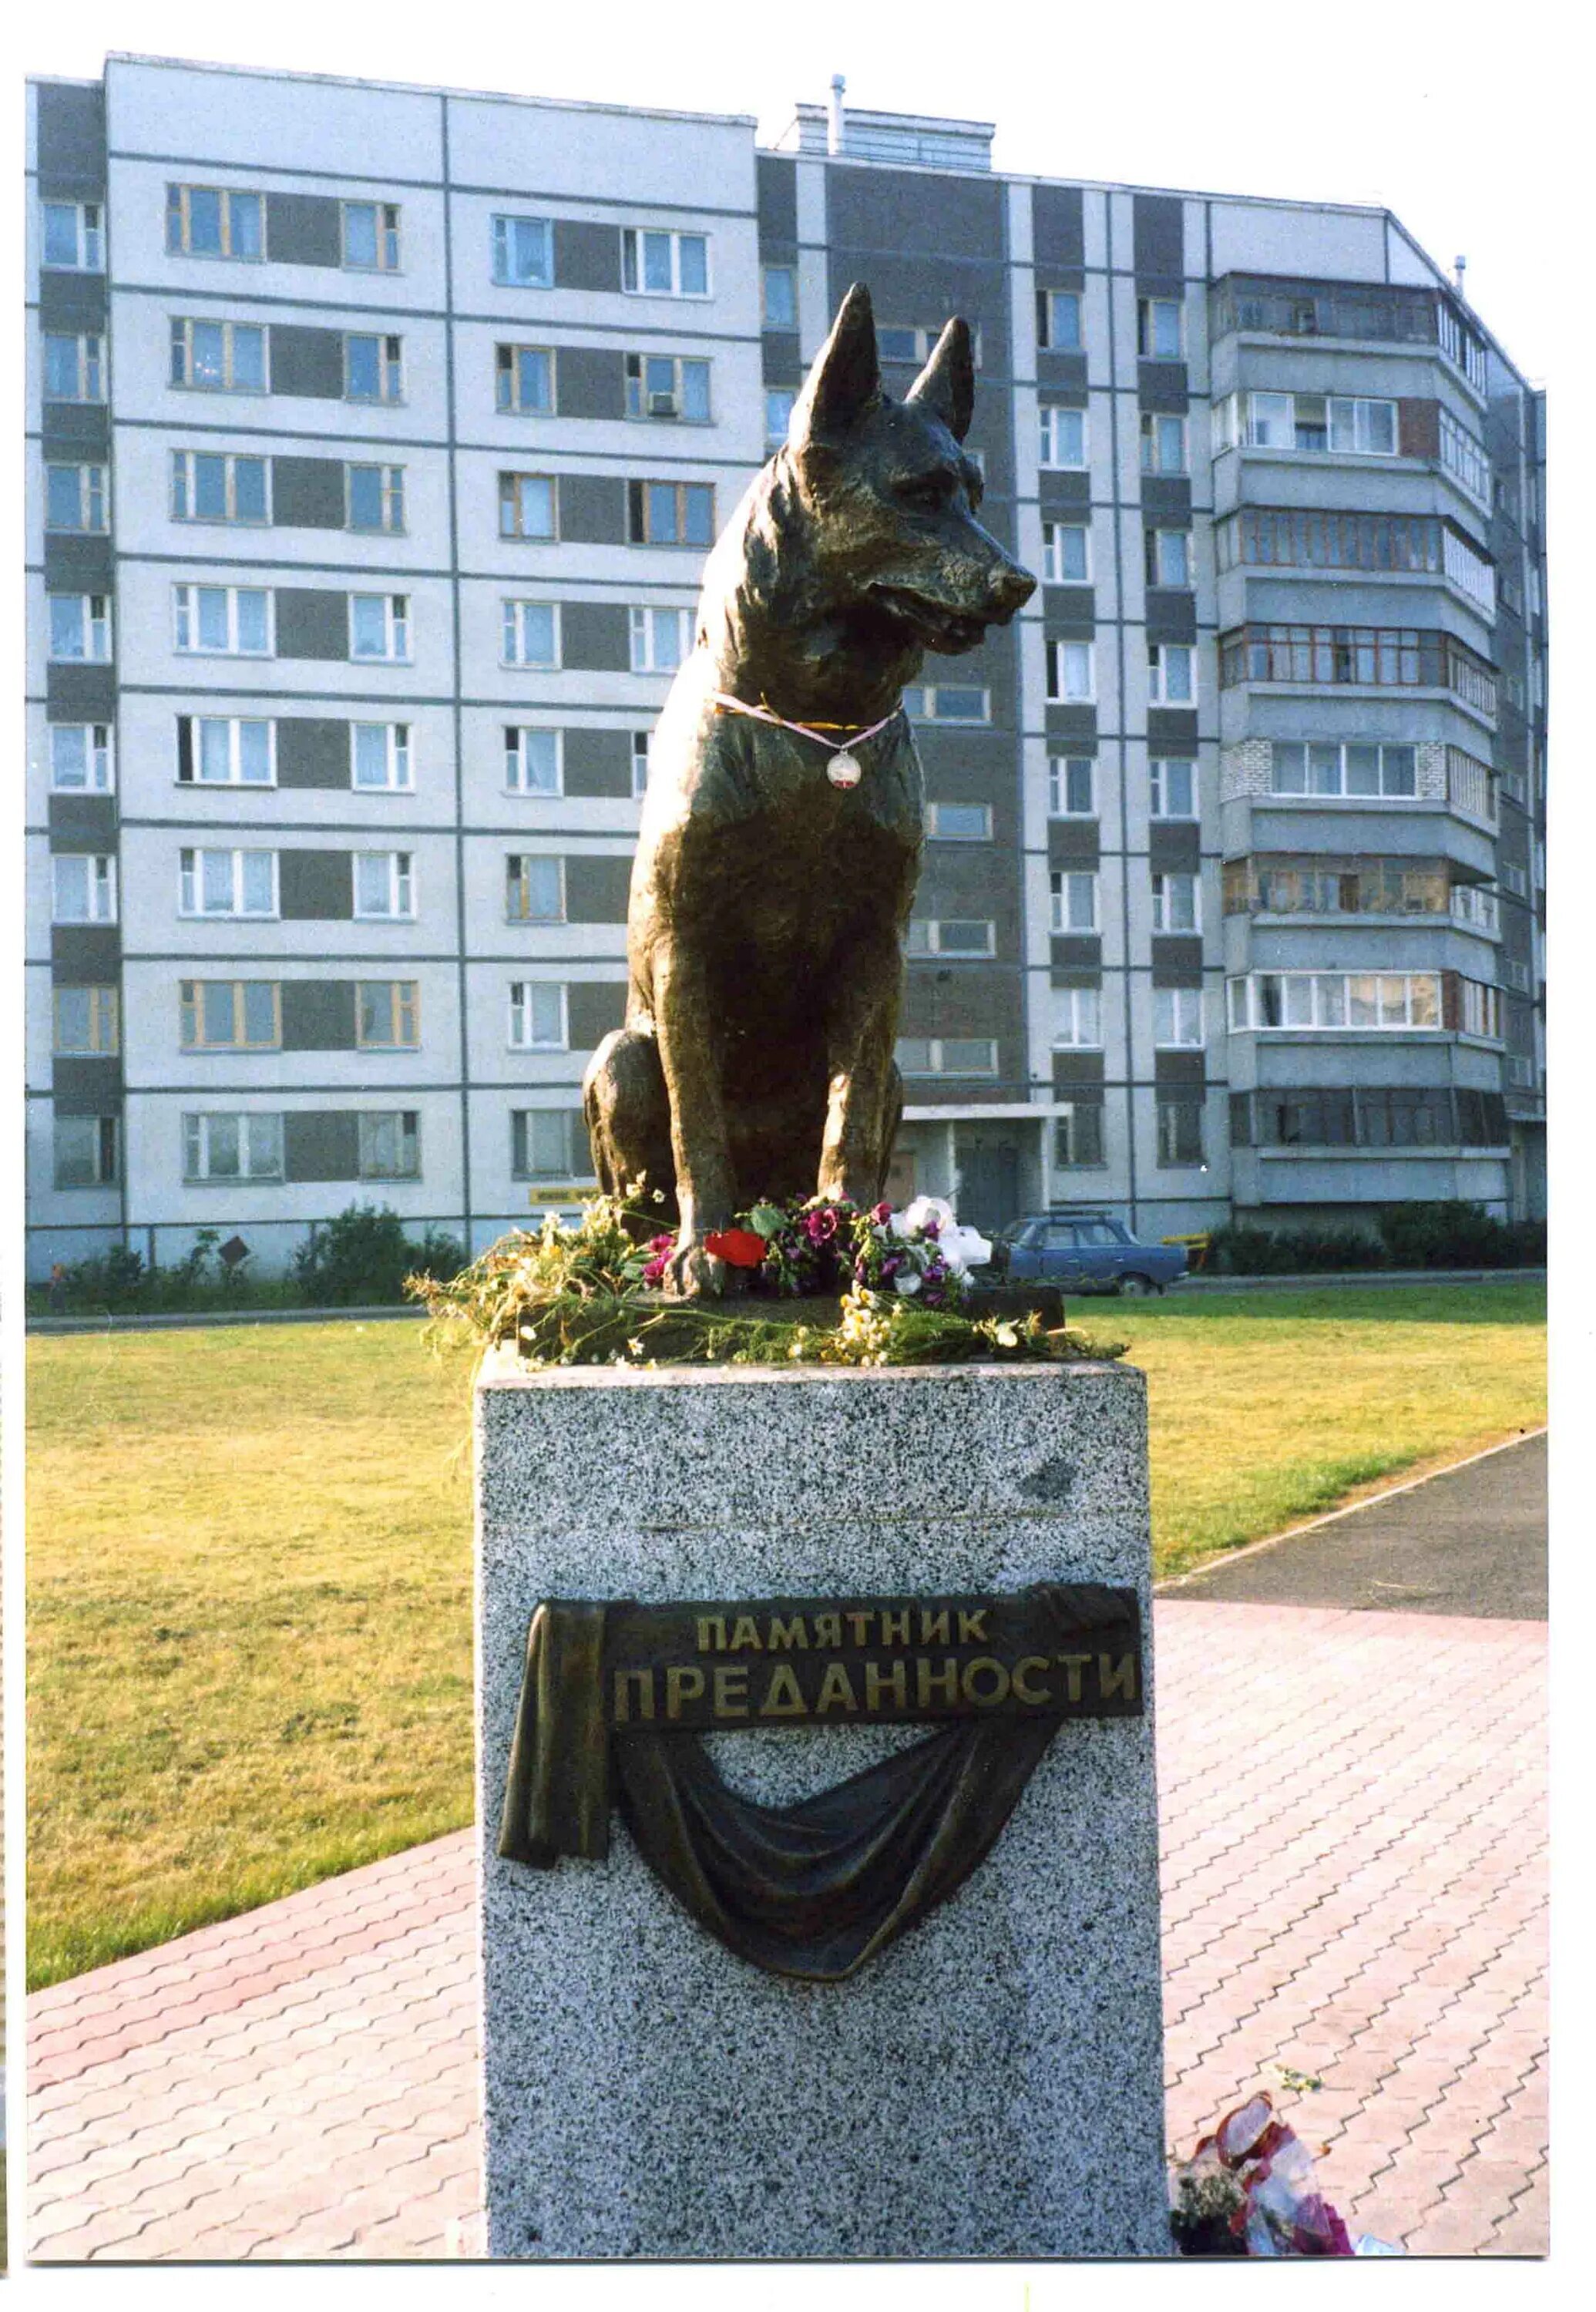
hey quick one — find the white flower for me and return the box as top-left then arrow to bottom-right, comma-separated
893,1270 -> 922,1295
939,1223 -> 993,1276
894,1194 -> 956,1241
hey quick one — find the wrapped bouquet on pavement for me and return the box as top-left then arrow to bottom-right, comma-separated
1171,2092 -> 1392,2257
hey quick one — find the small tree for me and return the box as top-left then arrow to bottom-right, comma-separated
293,1205 -> 465,1305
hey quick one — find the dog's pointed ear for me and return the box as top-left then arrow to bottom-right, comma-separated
791,282 -> 881,440
906,316 -> 975,442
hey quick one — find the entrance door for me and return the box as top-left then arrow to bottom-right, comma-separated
956,1140 -> 1020,1234
884,1146 -> 917,1207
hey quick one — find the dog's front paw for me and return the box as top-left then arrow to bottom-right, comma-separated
664,1237 -> 729,1300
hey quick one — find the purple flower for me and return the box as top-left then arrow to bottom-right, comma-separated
804,1208 -> 839,1245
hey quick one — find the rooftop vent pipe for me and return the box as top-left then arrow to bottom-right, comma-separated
1453,254 -> 1467,292
828,74 -> 845,155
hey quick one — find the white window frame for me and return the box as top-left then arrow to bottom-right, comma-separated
492,214 -> 553,287
1050,986 -> 1102,1047
1041,522 -> 1090,584
357,981 -> 421,1050
505,727 -> 563,795
511,1107 -> 589,1184
632,731 -> 651,798
1267,741 -> 1419,800
358,1110 -> 421,1181
342,200 -> 402,273
45,462 -> 108,534
764,386 -> 796,449
353,851 -> 415,920
1146,527 -> 1192,589
1046,639 -> 1096,704
1048,756 -> 1095,817
1039,405 -> 1087,469
628,605 -> 691,674
345,332 -> 405,405
902,684 -> 991,724
506,854 -> 566,924
1153,986 -> 1205,1048
178,979 -> 282,1052
621,227 -> 711,299
1150,870 -> 1201,933
1049,870 -> 1097,933
170,316 -> 267,393
894,1037 -> 999,1079
44,331 -> 105,402
350,593 -> 411,663
623,353 -> 714,425
1438,408 -> 1491,505
47,592 -> 113,664
1149,758 -> 1198,819
1137,296 -> 1184,359
172,583 -> 271,657
926,800 -> 993,843
1147,642 -> 1197,706
499,472 -> 558,541
42,200 -> 102,271
49,722 -> 115,794
502,599 -> 560,670
508,980 -> 569,1050
351,722 -> 412,792
166,184 -> 262,263
178,847 -> 278,919
180,715 -> 276,787
1226,971 -> 1444,1032
170,449 -> 270,526
496,343 -> 553,415
905,918 -> 997,958
1140,412 -> 1188,475
50,852 -> 116,924
183,1111 -> 284,1183
347,463 -> 406,536
53,983 -> 119,1057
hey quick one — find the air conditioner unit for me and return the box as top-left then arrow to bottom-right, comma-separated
648,391 -> 679,418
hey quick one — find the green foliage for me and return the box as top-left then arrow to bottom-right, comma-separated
1211,1201 -> 1546,1277
294,1204 -> 465,1307
1208,1223 -> 1382,1275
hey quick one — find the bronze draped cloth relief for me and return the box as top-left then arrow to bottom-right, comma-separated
497,1584 -> 1144,1981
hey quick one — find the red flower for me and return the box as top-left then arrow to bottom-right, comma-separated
704,1228 -> 769,1269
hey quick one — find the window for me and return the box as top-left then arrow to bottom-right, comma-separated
179,848 -> 277,918
49,593 -> 112,662
506,855 -> 564,922
51,854 -> 116,925
42,200 -> 102,271
54,1115 -> 119,1189
166,185 -> 261,261
1051,986 -> 1101,1046
49,723 -> 114,793
173,583 -> 270,656
171,450 -> 269,525
1039,405 -> 1087,469
1049,756 -> 1095,816
622,229 -> 709,297
1226,971 -> 1443,1031
358,982 -> 420,1049
1439,408 -> 1490,504
629,606 -> 690,673
45,463 -> 107,533
1147,643 -> 1196,704
351,593 -> 410,662
926,801 -> 992,842
1145,528 -> 1191,588
177,716 -> 274,785
877,324 -> 983,368
170,318 -> 266,392
45,331 -> 104,401
512,1108 -> 591,1182
765,387 -> 797,448
1459,980 -> 1503,1040
1269,741 -> 1417,798
502,600 -> 559,668
1151,871 -> 1200,933
1450,883 -> 1499,934
1137,297 -> 1184,359
341,332 -> 404,405
1154,987 -> 1204,1047
902,684 -> 990,723
894,1038 -> 999,1077
625,354 -> 712,423
183,1112 -> 283,1181
1037,289 -> 1081,351
1053,1103 -> 1104,1168
53,985 -> 119,1056
1447,746 -> 1495,822
359,1111 -> 420,1180
509,981 -> 567,1049
1042,523 -> 1090,583
496,344 -> 553,415
906,918 -> 996,957
492,214 -> 553,287
354,852 -> 414,919
348,465 -> 405,534
352,723 -> 412,791
1140,412 -> 1187,474
179,980 -> 281,1050
627,480 -> 714,548
762,265 -> 797,328
1050,870 -> 1097,933
343,200 -> 401,271
1221,626 -> 1495,714
1329,396 -> 1397,455
496,472 -> 556,542
632,731 -> 651,798
1215,390 -> 1396,457
506,728 -> 561,795
1046,640 -> 1095,703
1156,1097 -> 1205,1168
1150,758 -> 1197,818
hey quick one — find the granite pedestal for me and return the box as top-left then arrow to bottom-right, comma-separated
475,1352 -> 1168,2258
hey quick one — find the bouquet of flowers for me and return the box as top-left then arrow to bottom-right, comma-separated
1171,2092 -> 1368,2257
852,1195 -> 990,1309
640,1192 -> 993,1307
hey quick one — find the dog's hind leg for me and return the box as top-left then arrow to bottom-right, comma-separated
582,1028 -> 677,1222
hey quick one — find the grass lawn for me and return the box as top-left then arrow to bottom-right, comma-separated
27,1282 -> 1544,1988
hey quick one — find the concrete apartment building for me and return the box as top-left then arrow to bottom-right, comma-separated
24,55 -> 1548,1276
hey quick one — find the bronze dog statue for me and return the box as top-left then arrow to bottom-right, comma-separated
583,283 -> 1036,1296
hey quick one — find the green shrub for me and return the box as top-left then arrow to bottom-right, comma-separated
292,1205 -> 465,1306
1376,1200 -> 1546,1271
1208,1223 -> 1382,1275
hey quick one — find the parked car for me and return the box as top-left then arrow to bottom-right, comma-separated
988,1209 -> 1189,1296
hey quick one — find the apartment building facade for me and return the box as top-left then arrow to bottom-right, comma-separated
25,58 -> 1548,1276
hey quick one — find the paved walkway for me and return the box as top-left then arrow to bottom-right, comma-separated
29,1598 -> 1547,2261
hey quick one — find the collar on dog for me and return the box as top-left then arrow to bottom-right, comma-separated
710,691 -> 902,791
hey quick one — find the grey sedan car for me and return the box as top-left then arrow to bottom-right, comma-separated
990,1209 -> 1189,1296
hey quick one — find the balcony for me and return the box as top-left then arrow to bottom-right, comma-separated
1210,272 -> 1487,391
1222,855 -> 1460,918
1217,509 -> 1495,619
1218,624 -> 1497,718
1231,1084 -> 1510,1151
1226,968 -> 1503,1039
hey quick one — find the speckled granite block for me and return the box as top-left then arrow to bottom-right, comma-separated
475,1353 -> 1168,2259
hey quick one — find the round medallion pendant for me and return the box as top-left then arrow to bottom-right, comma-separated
827,749 -> 862,789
